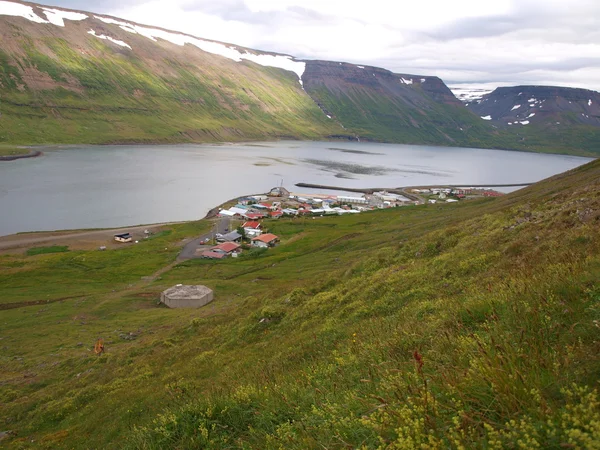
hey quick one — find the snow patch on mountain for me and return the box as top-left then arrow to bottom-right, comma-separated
41,7 -> 87,26
94,15 -> 306,85
511,104 -> 521,111
401,77 -> 413,85
527,113 -> 536,118
0,1 -> 48,23
88,30 -> 131,49
450,86 -> 495,104
481,115 -> 492,120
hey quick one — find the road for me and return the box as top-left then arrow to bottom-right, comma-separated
178,217 -> 231,260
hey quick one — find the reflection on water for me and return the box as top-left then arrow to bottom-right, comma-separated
328,147 -> 385,155
0,141 -> 593,235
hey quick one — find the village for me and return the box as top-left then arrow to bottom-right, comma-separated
109,185 -> 505,261
168,185 -> 505,260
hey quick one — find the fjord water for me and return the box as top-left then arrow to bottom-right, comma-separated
0,141 -> 592,236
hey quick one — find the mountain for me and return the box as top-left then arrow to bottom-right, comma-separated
467,85 -> 600,126
0,1 -> 342,144
465,86 -> 600,155
0,0 -> 499,151
302,61 -> 502,148
0,1 -> 599,156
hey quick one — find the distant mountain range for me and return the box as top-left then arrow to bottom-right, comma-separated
0,1 -> 599,156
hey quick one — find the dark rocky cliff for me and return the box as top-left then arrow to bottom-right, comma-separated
468,85 -> 600,127
302,61 -> 460,107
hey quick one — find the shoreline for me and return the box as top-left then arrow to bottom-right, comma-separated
0,150 -> 43,162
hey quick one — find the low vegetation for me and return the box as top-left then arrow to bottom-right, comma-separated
1,160 -> 599,448
25,246 -> 70,257
0,145 -> 30,157
0,37 -> 342,147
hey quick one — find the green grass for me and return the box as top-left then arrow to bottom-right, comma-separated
0,36 -> 344,147
25,245 -> 69,256
0,145 -> 30,156
1,160 -> 599,448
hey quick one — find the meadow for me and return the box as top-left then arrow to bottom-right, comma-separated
1,159 -> 599,448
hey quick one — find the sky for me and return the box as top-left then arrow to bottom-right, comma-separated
40,0 -> 600,91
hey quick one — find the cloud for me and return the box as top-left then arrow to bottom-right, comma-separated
39,0 -> 600,91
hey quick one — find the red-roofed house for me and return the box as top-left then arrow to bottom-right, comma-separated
242,221 -> 262,230
201,251 -> 227,259
251,233 -> 279,248
211,242 -> 241,255
244,212 -> 266,220
270,210 -> 283,218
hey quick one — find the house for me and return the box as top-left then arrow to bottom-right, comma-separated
270,210 -> 284,218
244,212 -> 266,220
337,195 -> 368,205
114,233 -> 132,243
243,221 -> 263,237
218,209 -> 236,217
229,207 -> 248,216
218,231 -> 243,243
242,221 -> 262,230
201,250 -> 228,259
251,233 -> 279,248
245,228 -> 262,238
211,242 -> 241,255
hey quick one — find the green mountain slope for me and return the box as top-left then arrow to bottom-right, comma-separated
0,6 -> 342,145
1,161 -> 599,448
302,61 -> 507,149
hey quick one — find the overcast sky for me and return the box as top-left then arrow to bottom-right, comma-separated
42,0 -> 600,91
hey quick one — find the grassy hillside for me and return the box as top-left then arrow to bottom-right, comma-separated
1,160 -> 599,448
500,123 -> 600,157
307,83 -> 505,148
301,61 -> 505,149
0,21 -> 342,145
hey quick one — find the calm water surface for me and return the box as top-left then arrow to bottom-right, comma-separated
0,141 -> 593,236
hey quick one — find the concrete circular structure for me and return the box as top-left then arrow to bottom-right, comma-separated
160,284 -> 214,309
